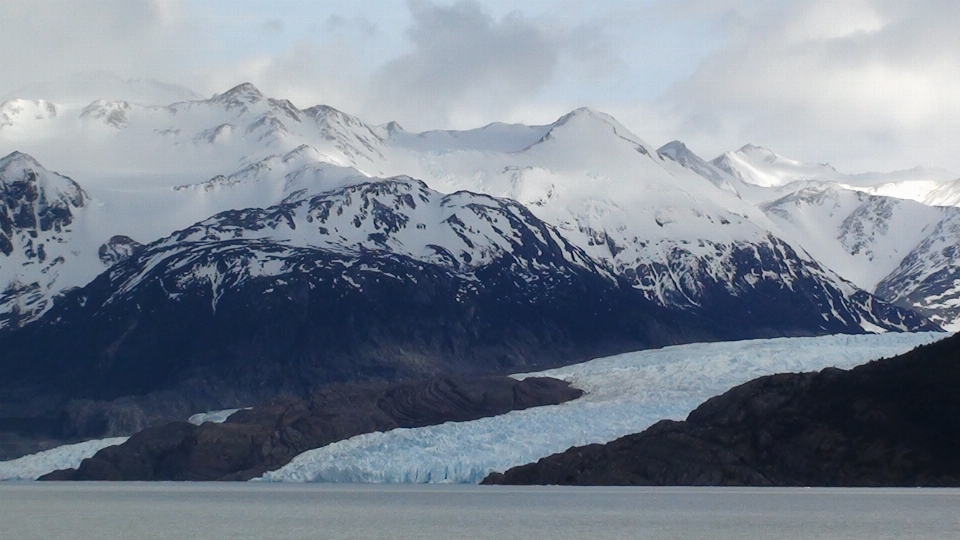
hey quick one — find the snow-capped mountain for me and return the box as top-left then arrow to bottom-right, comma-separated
0,83 -> 952,337
712,144 -> 844,188
875,212 -> 960,330
0,100 -> 59,130
711,143 -> 960,206
0,81 -> 953,448
657,141 -> 739,195
0,175 -> 933,421
0,152 -> 92,328
1,85 -> 933,333
0,178 -> 684,404
759,186 -> 952,291
658,144 -> 960,330
2,72 -> 203,108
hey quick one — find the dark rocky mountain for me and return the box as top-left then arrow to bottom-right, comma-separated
484,333 -> 960,487
0,174 -> 937,450
41,375 -> 581,481
0,178 -> 700,443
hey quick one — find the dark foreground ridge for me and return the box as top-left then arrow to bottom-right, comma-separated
41,374 -> 581,481
483,333 -> 960,487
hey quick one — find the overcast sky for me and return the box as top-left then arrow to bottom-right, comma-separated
2,0 -> 959,173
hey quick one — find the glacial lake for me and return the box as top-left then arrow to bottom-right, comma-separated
1,484 -> 959,539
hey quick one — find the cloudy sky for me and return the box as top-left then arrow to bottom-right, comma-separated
2,0 -> 958,173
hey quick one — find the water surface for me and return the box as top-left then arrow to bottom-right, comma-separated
1,483 -> 958,539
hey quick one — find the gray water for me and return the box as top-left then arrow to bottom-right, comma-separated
1,483 -> 958,539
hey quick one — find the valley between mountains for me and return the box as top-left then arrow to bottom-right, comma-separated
1,82 -> 958,479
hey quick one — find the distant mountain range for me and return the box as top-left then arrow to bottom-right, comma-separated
0,82 -> 956,445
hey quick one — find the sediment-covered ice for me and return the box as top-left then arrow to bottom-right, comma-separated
259,332 -> 945,484
0,438 -> 128,481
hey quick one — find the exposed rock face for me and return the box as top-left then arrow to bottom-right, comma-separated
97,235 -> 142,266
484,333 -> 960,487
41,375 -> 581,481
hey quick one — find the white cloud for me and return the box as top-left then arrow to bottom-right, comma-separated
4,0 -> 960,172
198,0 -> 616,130
655,0 -> 960,171
0,0 -> 202,91
364,0 -> 559,129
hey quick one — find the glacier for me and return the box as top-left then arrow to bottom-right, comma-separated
258,332 -> 945,484
0,408 -> 244,481
0,437 -> 128,481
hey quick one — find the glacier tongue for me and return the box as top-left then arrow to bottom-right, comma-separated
0,407 -> 249,481
0,437 -> 128,481
257,332 -> 944,484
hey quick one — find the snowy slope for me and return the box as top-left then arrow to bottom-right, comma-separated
368,109 -> 915,330
921,177 -> 960,207
0,83 -> 385,181
258,332 -> 943,484
657,140 -> 739,195
876,212 -> 960,331
713,144 -> 845,188
711,144 -> 959,206
665,143 -> 960,329
153,177 -> 599,276
756,184 -> 960,329
760,186 -> 955,291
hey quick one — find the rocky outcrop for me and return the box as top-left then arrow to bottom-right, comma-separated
41,375 -> 581,481
484,333 -> 960,487
97,235 -> 142,266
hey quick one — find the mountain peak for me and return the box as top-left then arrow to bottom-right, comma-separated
0,151 -> 86,218
384,121 -> 405,134
303,104 -> 341,119
553,107 -> 614,127
0,151 -> 45,174
736,144 -> 780,162
658,141 -> 740,195
657,140 -> 691,160
532,107 -> 651,154
212,83 -> 264,105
